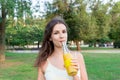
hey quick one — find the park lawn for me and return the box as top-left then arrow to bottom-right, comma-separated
84,53 -> 120,80
0,52 -> 38,80
0,52 -> 120,80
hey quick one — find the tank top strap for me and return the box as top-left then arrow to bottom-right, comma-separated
46,58 -> 52,67
47,58 -> 50,64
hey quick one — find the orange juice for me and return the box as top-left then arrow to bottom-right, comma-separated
63,53 -> 77,76
62,42 -> 77,76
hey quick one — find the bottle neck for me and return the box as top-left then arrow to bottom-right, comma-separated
62,42 -> 70,54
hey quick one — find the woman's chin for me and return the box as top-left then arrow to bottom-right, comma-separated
56,44 -> 62,48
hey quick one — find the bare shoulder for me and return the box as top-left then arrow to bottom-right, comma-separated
37,61 -> 48,80
77,51 -> 83,57
76,51 -> 84,60
38,60 -> 48,74
70,51 -> 84,62
71,51 -> 83,57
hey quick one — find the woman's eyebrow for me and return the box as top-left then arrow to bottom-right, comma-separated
53,29 -> 60,32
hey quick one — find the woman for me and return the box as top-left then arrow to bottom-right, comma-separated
34,16 -> 88,80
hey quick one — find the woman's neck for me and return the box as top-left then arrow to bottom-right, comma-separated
51,47 -> 63,57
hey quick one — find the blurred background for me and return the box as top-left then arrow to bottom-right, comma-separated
0,0 -> 120,80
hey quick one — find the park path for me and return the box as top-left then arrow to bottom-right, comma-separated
7,49 -> 120,53
81,49 -> 120,53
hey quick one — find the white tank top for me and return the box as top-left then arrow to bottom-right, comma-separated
44,60 -> 73,80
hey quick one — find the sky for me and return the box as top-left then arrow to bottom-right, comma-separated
31,0 -> 119,17
31,0 -> 53,17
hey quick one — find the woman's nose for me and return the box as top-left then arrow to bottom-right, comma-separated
59,33 -> 64,38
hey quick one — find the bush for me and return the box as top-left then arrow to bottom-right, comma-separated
113,40 -> 120,48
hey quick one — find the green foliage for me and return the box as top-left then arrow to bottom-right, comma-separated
109,1 -> 120,41
63,0 -> 92,41
3,0 -> 120,47
0,0 -> 32,17
109,17 -> 120,40
44,0 -> 111,41
90,0 -> 111,40
5,18 -> 45,47
0,0 -> 33,61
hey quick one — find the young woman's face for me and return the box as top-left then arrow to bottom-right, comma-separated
50,23 -> 68,48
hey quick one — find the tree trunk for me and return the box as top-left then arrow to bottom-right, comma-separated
0,50 -> 5,62
0,5 -> 6,62
0,23 -> 5,62
75,40 -> 81,51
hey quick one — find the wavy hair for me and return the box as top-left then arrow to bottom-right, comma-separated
34,16 -> 68,67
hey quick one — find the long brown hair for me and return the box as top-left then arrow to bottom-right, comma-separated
34,16 -> 68,67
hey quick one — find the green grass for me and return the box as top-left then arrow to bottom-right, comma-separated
83,53 -> 120,80
0,52 -> 38,80
0,52 -> 120,80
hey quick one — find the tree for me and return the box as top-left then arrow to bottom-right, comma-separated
64,0 -> 98,50
109,1 -> 120,41
0,0 -> 32,62
44,0 -> 97,50
6,16 -> 45,49
89,0 -> 111,46
44,0 -> 119,49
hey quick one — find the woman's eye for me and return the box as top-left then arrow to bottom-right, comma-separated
54,32 -> 58,34
63,30 -> 67,33
53,30 -> 66,34
54,33 -> 57,34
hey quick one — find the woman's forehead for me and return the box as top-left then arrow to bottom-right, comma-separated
53,23 -> 66,31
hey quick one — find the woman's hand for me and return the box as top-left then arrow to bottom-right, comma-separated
71,57 -> 79,71
71,55 -> 81,80
71,57 -> 81,80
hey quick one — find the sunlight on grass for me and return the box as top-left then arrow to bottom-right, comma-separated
0,52 -> 38,80
83,53 -> 120,80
